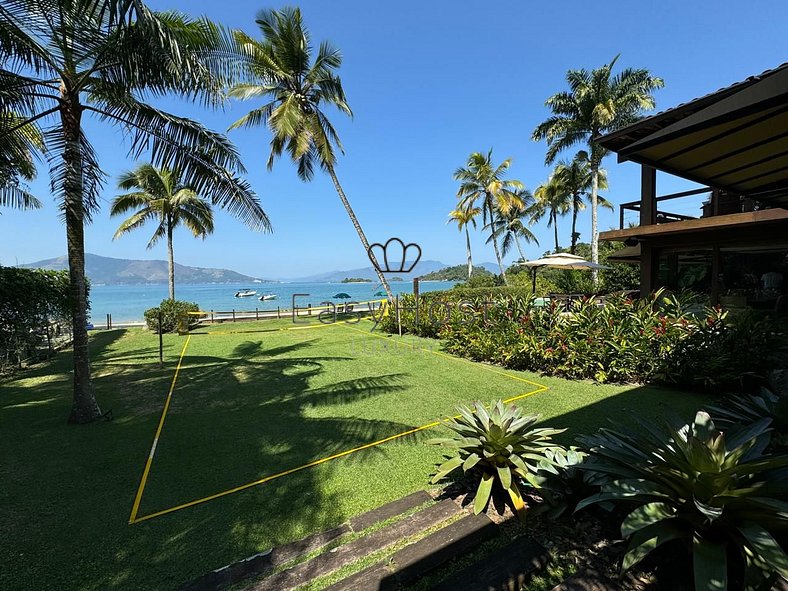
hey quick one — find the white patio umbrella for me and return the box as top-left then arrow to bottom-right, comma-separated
518,253 -> 610,292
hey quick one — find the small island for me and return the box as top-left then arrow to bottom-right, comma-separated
391,276 -> 403,281
420,265 -> 493,281
341,277 -> 372,283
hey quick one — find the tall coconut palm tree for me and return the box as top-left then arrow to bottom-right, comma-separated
0,1 -> 269,423
554,152 -> 609,254
448,205 -> 481,279
454,151 -> 524,285
488,190 -> 539,262
111,164 -> 217,300
532,174 -> 570,252
532,56 -> 663,280
0,114 -> 42,210
227,7 -> 394,300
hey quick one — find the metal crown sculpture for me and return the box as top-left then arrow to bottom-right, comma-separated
367,238 -> 422,274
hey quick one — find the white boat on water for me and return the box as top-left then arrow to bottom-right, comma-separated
235,289 -> 257,298
259,293 -> 278,301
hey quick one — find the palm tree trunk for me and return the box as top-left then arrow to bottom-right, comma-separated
570,193 -> 579,254
327,166 -> 394,300
514,235 -> 526,261
464,226 -> 473,279
487,199 -> 508,285
61,96 -> 101,424
553,211 -> 559,251
590,164 -> 600,284
166,216 -> 175,300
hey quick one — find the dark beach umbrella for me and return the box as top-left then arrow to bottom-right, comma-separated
332,292 -> 352,299
373,290 -> 387,297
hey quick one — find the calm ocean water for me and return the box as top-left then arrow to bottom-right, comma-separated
88,280 -> 457,323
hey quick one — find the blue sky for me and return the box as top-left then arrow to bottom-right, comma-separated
1,1 -> 785,278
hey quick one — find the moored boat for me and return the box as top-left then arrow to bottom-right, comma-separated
235,289 -> 257,298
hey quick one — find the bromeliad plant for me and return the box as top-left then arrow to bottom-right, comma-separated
709,387 -> 788,453
429,401 -> 566,520
578,411 -> 788,590
529,446 -> 604,519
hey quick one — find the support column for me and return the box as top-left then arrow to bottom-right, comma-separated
639,165 -> 658,296
640,165 -> 657,226
711,245 -> 721,305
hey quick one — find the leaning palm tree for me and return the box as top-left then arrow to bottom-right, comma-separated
554,152 -> 609,254
532,174 -> 571,252
488,191 -> 539,262
532,56 -> 663,279
227,7 -> 393,300
448,205 -> 481,279
0,1 -> 269,423
0,114 -> 42,210
111,164 -> 216,300
454,151 -> 524,285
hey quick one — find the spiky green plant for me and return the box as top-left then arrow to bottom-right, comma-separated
429,401 -> 565,519
709,387 -> 788,453
578,411 -> 788,590
529,446 -> 603,519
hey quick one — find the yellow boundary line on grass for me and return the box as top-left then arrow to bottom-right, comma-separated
128,335 -> 191,524
128,322 -> 548,524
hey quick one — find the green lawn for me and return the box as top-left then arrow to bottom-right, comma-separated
1,318 -> 711,591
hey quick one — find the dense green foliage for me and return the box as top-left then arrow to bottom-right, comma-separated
0,266 -> 78,371
383,290 -> 778,388
340,277 -> 372,283
421,265 -> 493,281
577,411 -> 788,590
144,299 -> 200,333
429,401 -> 566,519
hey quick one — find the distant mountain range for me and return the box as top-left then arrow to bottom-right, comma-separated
20,253 -> 501,285
283,260 -> 499,283
21,253 -> 272,285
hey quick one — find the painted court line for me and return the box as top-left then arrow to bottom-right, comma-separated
128,323 -> 548,524
128,335 -> 191,524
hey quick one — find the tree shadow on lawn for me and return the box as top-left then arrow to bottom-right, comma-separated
520,378 -> 716,447
138,337 -> 424,516
1,329 -> 428,591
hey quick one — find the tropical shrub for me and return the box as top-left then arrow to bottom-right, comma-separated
429,401 -> 566,519
660,310 -> 780,389
577,411 -> 788,590
144,299 -> 200,333
440,291 -> 685,383
434,291 -> 778,387
0,266 -> 78,371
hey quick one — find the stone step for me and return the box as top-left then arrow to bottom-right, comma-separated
180,490 -> 432,591
249,498 -> 462,590
430,536 -> 549,591
326,513 -> 498,591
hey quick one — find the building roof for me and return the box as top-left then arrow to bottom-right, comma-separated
597,63 -> 788,206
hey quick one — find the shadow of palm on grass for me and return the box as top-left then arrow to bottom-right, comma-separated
139,337 -> 426,516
